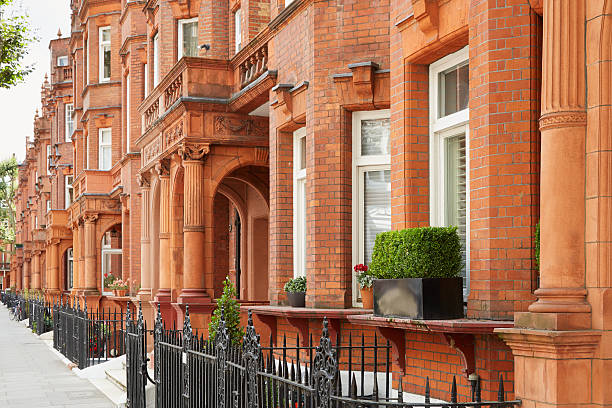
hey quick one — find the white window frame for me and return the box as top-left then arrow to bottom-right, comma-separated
46,199 -> 51,213
57,56 -> 69,67
126,73 -> 130,153
428,46 -> 470,297
98,128 -> 112,170
234,9 -> 242,54
178,17 -> 198,60
46,145 -> 52,175
153,33 -> 160,87
65,103 -> 74,142
351,109 -> 391,306
293,127 -> 307,278
101,233 -> 122,295
84,37 -> 89,85
285,0 -> 296,7
99,26 -> 111,82
66,248 -> 73,290
65,175 -> 73,209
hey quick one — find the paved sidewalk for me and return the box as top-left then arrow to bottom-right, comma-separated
0,306 -> 113,408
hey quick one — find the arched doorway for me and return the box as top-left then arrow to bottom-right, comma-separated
213,165 -> 269,302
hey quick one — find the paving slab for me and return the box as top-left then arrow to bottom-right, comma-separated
0,306 -> 114,408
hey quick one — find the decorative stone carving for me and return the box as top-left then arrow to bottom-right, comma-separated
164,120 -> 184,148
143,136 -> 161,166
214,116 -> 267,138
539,111 -> 587,131
136,173 -> 151,189
155,160 -> 170,178
83,214 -> 98,224
178,142 -> 210,161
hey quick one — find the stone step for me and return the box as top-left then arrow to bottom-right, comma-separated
105,368 -> 127,392
88,377 -> 127,408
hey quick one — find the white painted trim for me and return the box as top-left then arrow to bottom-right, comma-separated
428,45 -> 470,298
99,26 -> 111,82
293,127 -> 307,278
177,17 -> 198,60
98,128 -> 112,170
351,109 -> 391,307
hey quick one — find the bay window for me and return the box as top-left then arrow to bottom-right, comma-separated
57,56 -> 68,67
98,128 -> 112,170
99,27 -> 111,82
65,103 -> 74,141
293,127 -> 307,278
352,110 -> 391,303
178,18 -> 198,59
429,46 -> 470,297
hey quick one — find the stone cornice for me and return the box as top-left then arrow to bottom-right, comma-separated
495,328 -> 601,359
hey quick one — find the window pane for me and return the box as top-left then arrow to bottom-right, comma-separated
363,169 -> 391,265
101,28 -> 110,42
360,118 -> 390,156
235,10 -> 241,53
103,46 -> 111,79
296,178 -> 306,277
182,21 -> 198,57
57,56 -> 68,66
101,129 -> 111,143
299,135 -> 306,170
445,134 -> 467,283
439,62 -> 469,117
102,146 -> 112,170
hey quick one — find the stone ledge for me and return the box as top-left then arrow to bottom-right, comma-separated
347,314 -> 513,334
495,327 -> 601,359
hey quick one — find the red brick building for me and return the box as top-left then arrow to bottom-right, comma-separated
12,0 -> 612,406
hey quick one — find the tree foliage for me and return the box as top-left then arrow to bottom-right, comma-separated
0,0 -> 37,88
208,277 -> 244,345
0,155 -> 18,246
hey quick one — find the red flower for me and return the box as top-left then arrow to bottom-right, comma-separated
353,264 -> 368,273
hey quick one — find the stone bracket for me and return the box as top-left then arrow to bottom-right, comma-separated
376,326 -> 406,375
255,313 -> 278,345
411,0 -> 439,35
287,317 -> 309,347
438,333 -> 476,378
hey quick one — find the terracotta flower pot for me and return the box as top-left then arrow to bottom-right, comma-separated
112,289 -> 118,296
360,286 -> 374,309
116,289 -> 127,297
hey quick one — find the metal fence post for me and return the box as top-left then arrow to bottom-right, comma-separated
182,306 -> 192,408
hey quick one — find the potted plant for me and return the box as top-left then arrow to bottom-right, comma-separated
110,278 -> 130,297
355,264 -> 374,309
284,276 -> 306,307
104,273 -> 117,293
209,277 -> 244,345
370,226 -> 464,319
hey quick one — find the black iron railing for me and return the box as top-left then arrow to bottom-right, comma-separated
27,296 -> 53,335
125,305 -> 521,408
53,296 -> 128,369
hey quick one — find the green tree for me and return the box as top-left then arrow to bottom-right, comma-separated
0,155 -> 18,246
0,0 -> 37,88
208,277 -> 244,345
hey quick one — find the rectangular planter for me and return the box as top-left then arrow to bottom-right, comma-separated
373,277 -> 464,319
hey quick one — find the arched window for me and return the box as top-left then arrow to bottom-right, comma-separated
101,227 -> 122,295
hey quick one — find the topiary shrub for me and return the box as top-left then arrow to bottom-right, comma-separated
208,277 -> 244,345
283,276 -> 307,293
369,226 -> 462,279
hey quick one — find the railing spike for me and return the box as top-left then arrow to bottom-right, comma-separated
475,376 -> 481,402
398,375 -> 403,403
350,373 -> 357,399
451,375 -> 458,403
498,373 -> 505,402
425,376 -> 430,403
373,368 -> 379,401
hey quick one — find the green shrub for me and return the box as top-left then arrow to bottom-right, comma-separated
369,226 -> 462,279
208,277 -> 244,345
284,276 -> 306,293
535,222 -> 540,270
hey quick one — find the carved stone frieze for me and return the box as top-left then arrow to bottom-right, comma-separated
143,136 -> 162,166
164,120 -> 184,148
214,116 -> 267,138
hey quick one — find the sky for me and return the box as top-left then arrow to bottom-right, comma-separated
0,0 -> 72,163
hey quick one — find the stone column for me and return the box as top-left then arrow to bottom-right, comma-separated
83,214 -> 98,293
155,161 -> 172,302
32,251 -> 41,290
48,239 -> 60,293
517,0 -> 590,330
23,258 -> 29,289
137,173 -> 152,298
177,143 -> 210,303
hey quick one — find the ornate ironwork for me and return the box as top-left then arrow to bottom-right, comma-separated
182,306 -> 192,402
313,318 -> 337,408
216,307 -> 229,408
242,311 -> 260,408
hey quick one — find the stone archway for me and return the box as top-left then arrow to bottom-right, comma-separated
211,165 -> 270,302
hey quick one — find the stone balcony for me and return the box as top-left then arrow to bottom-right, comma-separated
47,209 -> 68,229
73,170 -> 114,198
139,57 -> 233,135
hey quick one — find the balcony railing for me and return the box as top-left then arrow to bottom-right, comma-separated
139,57 -> 232,134
239,43 -> 268,89
62,67 -> 72,81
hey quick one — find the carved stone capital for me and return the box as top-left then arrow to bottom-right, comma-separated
83,214 -> 98,224
178,142 -> 210,162
528,0 -> 543,15
154,160 -> 170,178
136,173 -> 151,189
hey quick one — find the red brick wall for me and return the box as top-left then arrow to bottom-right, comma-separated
467,0 -> 541,319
